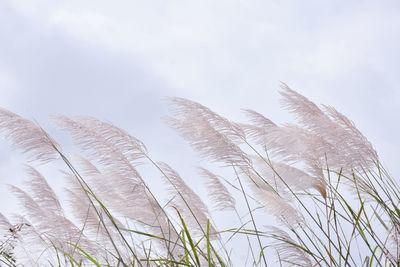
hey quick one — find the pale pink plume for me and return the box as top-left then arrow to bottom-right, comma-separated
0,108 -> 59,163
387,224 -> 400,263
69,155 -> 180,256
322,105 -> 378,170
71,116 -> 148,162
253,157 -> 326,199
53,115 -> 148,192
25,165 -> 63,216
158,162 -> 219,239
63,175 -> 135,264
9,185 -> 99,262
241,109 -> 277,148
0,212 -> 15,242
166,98 -> 251,168
245,174 -> 304,227
198,167 -> 236,211
268,226 -> 313,266
0,212 -> 12,231
279,84 -> 378,173
9,217 -> 54,266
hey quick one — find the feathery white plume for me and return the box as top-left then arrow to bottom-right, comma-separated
0,212 -> 15,243
72,116 -> 147,161
166,98 -> 251,167
158,162 -> 218,238
246,173 -> 304,227
53,115 -> 145,178
268,226 -> 313,266
198,167 -> 236,211
387,224 -> 400,263
0,212 -> 12,232
9,185 -> 99,261
25,165 -> 63,216
322,105 -> 378,169
279,83 -> 377,173
241,109 -> 277,148
69,155 -> 179,255
241,84 -> 376,198
0,108 -> 59,163
63,172 -> 135,264
253,157 -> 326,199
9,217 -> 53,266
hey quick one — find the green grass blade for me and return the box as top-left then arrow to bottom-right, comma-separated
207,220 -> 211,267
175,208 -> 200,266
67,242 -> 101,267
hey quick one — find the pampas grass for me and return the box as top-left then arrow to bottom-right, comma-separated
0,84 -> 399,266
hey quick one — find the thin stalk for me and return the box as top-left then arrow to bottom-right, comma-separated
233,167 -> 268,267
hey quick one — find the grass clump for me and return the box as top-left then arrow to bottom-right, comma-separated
0,84 -> 399,266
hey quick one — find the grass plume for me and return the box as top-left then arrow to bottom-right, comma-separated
0,84 -> 398,266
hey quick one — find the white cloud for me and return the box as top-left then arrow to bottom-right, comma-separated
16,0 -> 397,106
5,1 -> 400,176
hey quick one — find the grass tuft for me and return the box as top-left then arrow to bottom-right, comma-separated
0,85 -> 399,266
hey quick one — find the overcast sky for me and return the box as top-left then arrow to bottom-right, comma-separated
1,0 -> 400,248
